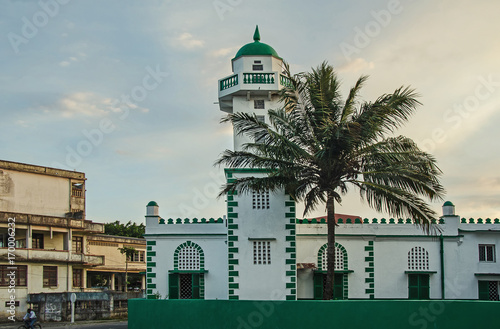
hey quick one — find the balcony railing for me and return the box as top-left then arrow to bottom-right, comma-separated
0,248 -> 104,265
243,72 -> 275,84
220,74 -> 238,91
280,74 -> 292,88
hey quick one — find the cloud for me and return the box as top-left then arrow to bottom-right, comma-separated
210,47 -> 235,58
173,32 -> 204,50
37,92 -> 149,118
337,58 -> 375,73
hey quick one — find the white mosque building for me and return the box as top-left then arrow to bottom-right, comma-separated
143,27 -> 500,302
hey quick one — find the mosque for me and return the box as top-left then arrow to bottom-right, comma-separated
143,27 -> 500,302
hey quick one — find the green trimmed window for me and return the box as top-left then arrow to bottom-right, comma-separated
479,245 -> 495,262
478,281 -> 499,301
408,274 -> 430,299
313,273 -> 345,300
169,273 -> 202,299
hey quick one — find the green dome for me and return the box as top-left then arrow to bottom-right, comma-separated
443,201 -> 454,206
233,26 -> 281,60
147,201 -> 158,207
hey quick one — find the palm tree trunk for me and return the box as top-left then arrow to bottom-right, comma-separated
324,194 -> 336,300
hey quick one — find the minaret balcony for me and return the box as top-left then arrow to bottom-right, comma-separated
218,72 -> 292,112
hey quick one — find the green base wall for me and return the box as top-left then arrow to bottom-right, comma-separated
129,299 -> 498,329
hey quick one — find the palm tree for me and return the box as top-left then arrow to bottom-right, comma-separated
216,62 -> 445,300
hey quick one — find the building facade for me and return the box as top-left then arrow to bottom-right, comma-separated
0,160 -> 145,321
144,27 -> 500,302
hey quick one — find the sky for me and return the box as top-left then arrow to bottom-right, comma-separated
1,0 -> 499,224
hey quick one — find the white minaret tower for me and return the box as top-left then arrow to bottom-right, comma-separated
218,26 -> 296,301
218,25 -> 289,151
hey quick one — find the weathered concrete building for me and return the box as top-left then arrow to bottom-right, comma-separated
0,160 -> 145,321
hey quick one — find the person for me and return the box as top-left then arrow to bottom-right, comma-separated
23,308 -> 36,329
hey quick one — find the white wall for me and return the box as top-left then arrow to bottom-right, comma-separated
0,170 -> 71,217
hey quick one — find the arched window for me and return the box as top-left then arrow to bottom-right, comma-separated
177,245 -> 201,271
169,241 -> 205,299
315,243 -> 349,300
408,246 -> 429,271
318,243 -> 347,271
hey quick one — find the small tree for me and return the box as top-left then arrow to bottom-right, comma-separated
118,246 -> 136,292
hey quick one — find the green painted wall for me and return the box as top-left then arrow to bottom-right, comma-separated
129,299 -> 498,329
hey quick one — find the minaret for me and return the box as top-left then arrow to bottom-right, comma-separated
218,26 -> 296,301
218,25 -> 288,151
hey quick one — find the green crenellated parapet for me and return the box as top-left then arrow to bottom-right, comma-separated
398,218 -> 404,224
159,218 -> 165,224
338,218 -> 343,224
320,218 -> 326,224
168,218 -> 174,224
495,218 -> 500,224
439,218 -> 445,224
389,218 -> 395,224
355,218 -> 361,224
346,218 -> 352,224
184,218 -> 190,224
461,218 -> 467,223
406,218 -> 412,224
209,218 -> 215,223
469,218 -> 474,223
381,218 -> 386,224
363,218 -> 369,224
372,218 -> 378,223
477,218 -> 483,224
486,218 -> 492,224
193,218 -> 198,223
311,218 -> 318,224
201,218 -> 207,223
176,218 -> 182,224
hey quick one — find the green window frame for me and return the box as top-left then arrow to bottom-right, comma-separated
478,280 -> 499,301
408,274 -> 430,299
168,273 -> 202,299
313,273 -> 344,300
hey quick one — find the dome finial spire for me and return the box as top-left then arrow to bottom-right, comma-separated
253,25 -> 260,42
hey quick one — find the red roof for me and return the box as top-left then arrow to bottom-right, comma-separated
300,213 -> 361,224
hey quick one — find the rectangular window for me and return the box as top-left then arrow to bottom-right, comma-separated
15,239 -> 26,248
73,268 -> 83,288
252,190 -> 270,209
0,265 -> 27,287
128,250 -> 145,262
72,236 -> 83,253
253,241 -> 271,265
168,273 -> 202,300
479,245 -> 495,262
478,281 -> 500,301
313,273 -> 345,300
72,182 -> 84,197
253,64 -> 263,71
43,266 -> 58,287
408,274 -> 430,299
254,100 -> 265,109
32,233 -> 44,249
